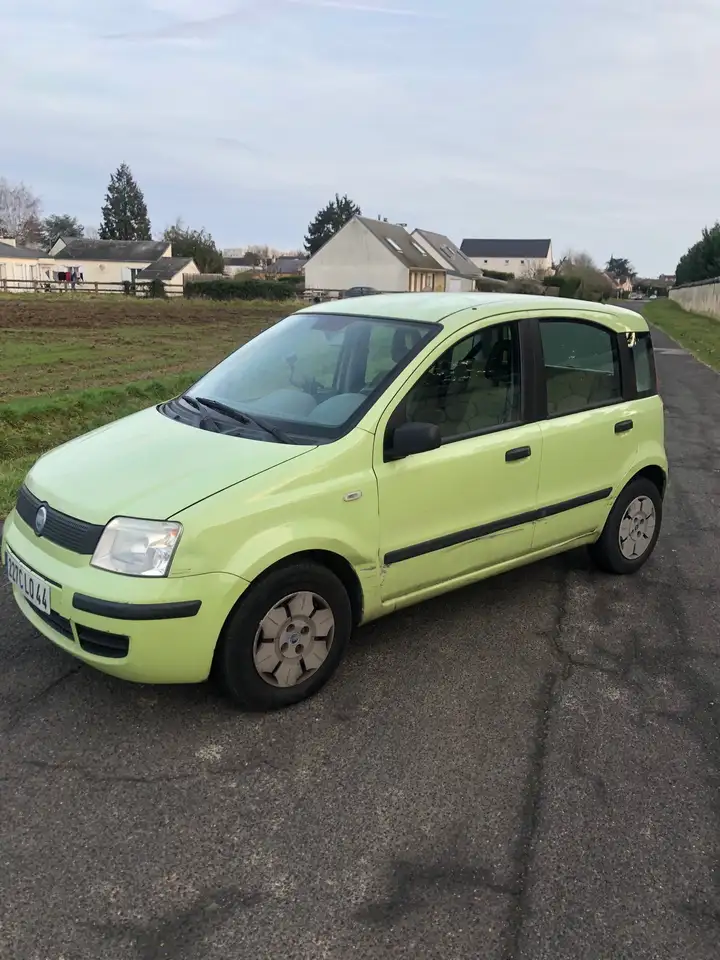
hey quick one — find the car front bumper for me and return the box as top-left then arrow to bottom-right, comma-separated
1,509 -> 248,684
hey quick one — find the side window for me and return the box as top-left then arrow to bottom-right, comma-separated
399,322 -> 522,441
540,319 -> 621,417
627,331 -> 656,397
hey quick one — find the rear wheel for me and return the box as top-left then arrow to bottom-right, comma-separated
589,477 -> 662,574
214,562 -> 352,710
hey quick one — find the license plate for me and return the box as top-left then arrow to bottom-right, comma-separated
4,548 -> 52,615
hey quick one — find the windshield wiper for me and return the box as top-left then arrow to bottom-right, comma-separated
187,395 -> 295,444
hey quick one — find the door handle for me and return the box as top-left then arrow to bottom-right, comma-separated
615,419 -> 634,434
506,446 -> 531,462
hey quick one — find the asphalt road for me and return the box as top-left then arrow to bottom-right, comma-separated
1,327 -> 719,960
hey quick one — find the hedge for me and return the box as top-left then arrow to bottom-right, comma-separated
184,279 -> 298,301
482,269 -> 515,281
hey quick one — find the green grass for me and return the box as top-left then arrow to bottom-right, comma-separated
0,374 -> 201,516
0,296 -> 301,517
642,299 -> 720,370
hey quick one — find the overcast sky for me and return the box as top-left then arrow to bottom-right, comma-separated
3,0 -> 719,274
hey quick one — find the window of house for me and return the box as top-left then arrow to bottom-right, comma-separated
483,259 -> 488,264
540,319 -> 622,417
386,238 -> 403,253
398,322 -> 521,441
410,240 -> 427,256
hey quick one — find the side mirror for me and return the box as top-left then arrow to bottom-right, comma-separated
387,421 -> 442,460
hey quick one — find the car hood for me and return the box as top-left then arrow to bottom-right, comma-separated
24,406 -> 315,525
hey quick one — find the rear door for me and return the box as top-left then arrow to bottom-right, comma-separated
373,316 -> 543,603
531,315 -> 640,551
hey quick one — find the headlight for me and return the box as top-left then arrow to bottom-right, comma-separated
91,518 -> 183,577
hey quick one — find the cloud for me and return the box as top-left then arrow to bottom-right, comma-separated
3,0 -> 720,273
107,0 -> 444,41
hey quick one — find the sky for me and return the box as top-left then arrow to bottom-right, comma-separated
2,0 -> 719,275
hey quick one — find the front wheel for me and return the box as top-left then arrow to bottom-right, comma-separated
588,477 -> 663,575
214,562 -> 352,710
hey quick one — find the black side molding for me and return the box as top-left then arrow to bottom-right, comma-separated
384,487 -> 613,566
615,419 -> 634,434
72,595 -> 202,621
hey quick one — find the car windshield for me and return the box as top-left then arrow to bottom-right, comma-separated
184,311 -> 439,442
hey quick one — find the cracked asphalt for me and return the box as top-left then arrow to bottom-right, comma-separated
1,327 -> 719,960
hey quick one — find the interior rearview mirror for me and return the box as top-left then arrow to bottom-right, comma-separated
387,422 -> 442,460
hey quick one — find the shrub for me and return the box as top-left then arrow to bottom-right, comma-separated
482,269 -> 515,281
185,278 -> 297,301
506,278 -> 545,295
147,278 -> 167,299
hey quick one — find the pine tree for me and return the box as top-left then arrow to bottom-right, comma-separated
304,194 -> 361,255
99,163 -> 151,240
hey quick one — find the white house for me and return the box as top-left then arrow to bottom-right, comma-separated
134,257 -> 199,293
47,237 -> 172,285
460,238 -> 553,278
0,239 -> 56,289
304,216 -> 447,293
411,229 -> 484,291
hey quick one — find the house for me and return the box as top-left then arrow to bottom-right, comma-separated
134,257 -> 199,292
47,237 -> 172,285
460,238 -> 553,278
0,238 -> 56,289
411,229 -> 484,291
223,253 -> 263,276
304,216 -> 447,293
269,255 -> 308,276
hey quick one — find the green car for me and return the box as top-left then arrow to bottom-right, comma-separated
2,294 -> 667,710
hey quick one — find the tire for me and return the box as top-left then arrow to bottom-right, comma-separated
588,477 -> 663,575
214,562 -> 352,710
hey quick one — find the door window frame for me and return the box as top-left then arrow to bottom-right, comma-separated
383,317 -> 539,459
525,316 -> 636,420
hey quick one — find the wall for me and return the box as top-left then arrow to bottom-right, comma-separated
467,255 -> 552,278
0,257 -> 56,288
670,279 -> 720,319
304,218 -> 408,292
52,260 -> 154,284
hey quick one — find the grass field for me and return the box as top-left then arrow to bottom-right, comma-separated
0,296 -> 300,517
1,293 -> 718,519
642,298 -> 720,370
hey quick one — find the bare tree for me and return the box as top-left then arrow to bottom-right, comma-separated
521,259 -> 552,281
0,177 -> 43,244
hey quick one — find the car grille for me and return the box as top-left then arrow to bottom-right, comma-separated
33,606 -> 75,641
15,485 -> 105,555
76,625 -> 129,659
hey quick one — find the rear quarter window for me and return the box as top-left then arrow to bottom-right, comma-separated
628,331 -> 656,397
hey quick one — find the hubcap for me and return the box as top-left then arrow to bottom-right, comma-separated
618,495 -> 656,560
253,591 -> 335,688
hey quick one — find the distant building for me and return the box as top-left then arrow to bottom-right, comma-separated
304,216 -> 447,293
47,237 -> 172,285
460,238 -> 553,278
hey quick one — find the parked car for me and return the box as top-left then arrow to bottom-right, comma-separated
341,286 -> 378,298
2,293 -> 667,710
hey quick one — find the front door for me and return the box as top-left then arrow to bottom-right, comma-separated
374,318 -> 542,603
531,316 -> 640,551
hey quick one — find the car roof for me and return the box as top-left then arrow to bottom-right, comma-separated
299,292 -> 649,333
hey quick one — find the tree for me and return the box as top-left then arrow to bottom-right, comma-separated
162,219 -> 224,274
99,163 -> 151,240
556,249 -> 614,301
606,256 -> 636,283
304,193 -> 361,255
42,213 -> 84,248
675,222 -> 720,285
0,177 -> 43,245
